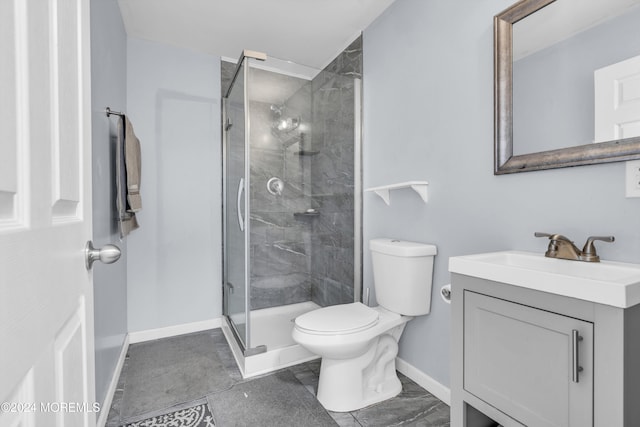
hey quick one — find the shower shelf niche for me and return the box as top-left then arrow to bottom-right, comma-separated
294,150 -> 320,156
365,181 -> 428,205
294,209 -> 320,218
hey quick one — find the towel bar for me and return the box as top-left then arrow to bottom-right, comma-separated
106,107 -> 124,118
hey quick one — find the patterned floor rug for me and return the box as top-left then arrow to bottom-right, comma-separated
124,403 -> 214,427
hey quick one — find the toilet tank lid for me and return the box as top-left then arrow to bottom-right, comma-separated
370,238 -> 437,257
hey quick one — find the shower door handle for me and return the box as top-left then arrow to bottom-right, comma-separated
237,178 -> 245,232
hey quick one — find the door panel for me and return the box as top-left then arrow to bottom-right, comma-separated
224,62 -> 249,348
0,0 -> 25,227
2,369 -> 36,427
594,54 -> 640,142
464,291 -> 593,427
52,0 -> 82,220
0,0 -> 95,425
54,301 -> 90,427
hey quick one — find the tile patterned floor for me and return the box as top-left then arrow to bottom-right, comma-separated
106,329 -> 450,427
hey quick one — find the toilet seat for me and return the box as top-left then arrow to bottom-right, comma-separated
295,302 -> 379,335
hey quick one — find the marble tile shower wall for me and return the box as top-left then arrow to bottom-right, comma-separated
220,36 -> 361,311
248,89 -> 314,310
309,37 -> 362,307
221,61 -> 314,311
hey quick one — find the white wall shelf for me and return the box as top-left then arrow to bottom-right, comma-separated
365,181 -> 428,205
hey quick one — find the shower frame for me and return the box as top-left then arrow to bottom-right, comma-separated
222,49 -> 265,357
221,47 -> 364,372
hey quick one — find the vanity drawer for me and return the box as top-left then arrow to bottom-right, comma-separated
463,290 -> 593,427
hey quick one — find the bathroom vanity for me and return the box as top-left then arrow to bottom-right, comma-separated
449,251 -> 640,427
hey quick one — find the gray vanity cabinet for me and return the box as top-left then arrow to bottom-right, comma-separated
451,273 -> 640,427
464,291 -> 592,427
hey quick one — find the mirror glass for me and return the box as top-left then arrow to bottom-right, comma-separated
494,0 -> 640,174
513,0 -> 640,156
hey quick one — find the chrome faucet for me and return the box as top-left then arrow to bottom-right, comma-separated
535,232 -> 615,262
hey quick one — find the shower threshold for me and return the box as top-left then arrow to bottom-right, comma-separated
221,301 -> 320,378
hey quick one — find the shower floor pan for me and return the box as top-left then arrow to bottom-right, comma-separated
222,301 -> 320,378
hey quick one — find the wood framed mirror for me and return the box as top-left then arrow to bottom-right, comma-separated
494,0 -> 640,174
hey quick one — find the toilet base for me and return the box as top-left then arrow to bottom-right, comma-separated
316,331 -> 403,412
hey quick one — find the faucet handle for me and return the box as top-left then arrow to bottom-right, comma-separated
534,232 -> 572,242
535,232 -> 563,256
581,235 -> 615,262
534,232 -> 553,238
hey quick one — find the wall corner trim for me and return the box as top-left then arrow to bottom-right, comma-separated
396,357 -> 451,406
128,318 -> 223,344
97,335 -> 130,427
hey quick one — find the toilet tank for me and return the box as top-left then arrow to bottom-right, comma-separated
370,238 -> 437,316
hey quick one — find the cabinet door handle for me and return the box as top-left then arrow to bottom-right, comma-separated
572,329 -> 584,383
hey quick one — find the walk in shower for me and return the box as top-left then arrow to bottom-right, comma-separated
221,38 -> 362,377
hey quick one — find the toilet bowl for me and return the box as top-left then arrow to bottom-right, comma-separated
293,302 -> 411,411
292,238 -> 437,412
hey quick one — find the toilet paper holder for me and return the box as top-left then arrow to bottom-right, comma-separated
440,284 -> 451,304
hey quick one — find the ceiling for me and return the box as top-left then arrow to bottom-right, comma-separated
513,0 -> 640,60
117,0 -> 396,69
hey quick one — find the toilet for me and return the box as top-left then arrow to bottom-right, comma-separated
292,238 -> 437,412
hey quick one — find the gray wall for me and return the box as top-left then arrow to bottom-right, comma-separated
126,37 -> 222,332
513,6 -> 640,154
362,0 -> 640,389
90,0 -> 128,408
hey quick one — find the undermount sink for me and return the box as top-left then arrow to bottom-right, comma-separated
448,251 -> 640,308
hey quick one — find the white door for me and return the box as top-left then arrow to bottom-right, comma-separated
594,54 -> 640,142
0,0 -> 96,426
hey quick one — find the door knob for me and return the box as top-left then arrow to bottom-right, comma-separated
85,241 -> 121,270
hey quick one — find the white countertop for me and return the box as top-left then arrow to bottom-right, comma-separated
448,251 -> 640,308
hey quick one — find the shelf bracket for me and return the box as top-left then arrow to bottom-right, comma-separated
372,188 -> 392,205
410,183 -> 428,203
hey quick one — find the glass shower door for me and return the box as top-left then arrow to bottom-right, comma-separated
223,61 -> 249,349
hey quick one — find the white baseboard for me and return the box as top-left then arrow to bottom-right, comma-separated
128,317 -> 222,344
396,357 -> 451,406
97,334 -> 130,427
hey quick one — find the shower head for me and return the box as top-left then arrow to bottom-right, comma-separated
270,104 -> 283,116
274,117 -> 300,132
